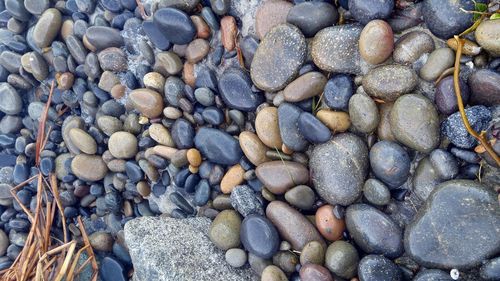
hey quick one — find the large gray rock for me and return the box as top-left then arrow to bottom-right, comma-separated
405,180 -> 500,269
125,217 -> 257,281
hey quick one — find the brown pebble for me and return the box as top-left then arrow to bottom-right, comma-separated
255,0 -> 293,39
185,39 -> 210,63
153,145 -> 177,159
187,148 -> 202,167
191,15 -> 211,39
57,72 -> 74,90
183,62 -> 195,87
316,109 -> 351,133
221,16 -> 237,51
255,106 -> 283,149
137,181 -> 151,197
111,84 -> 126,99
220,164 -> 245,194
128,88 -> 164,118
446,38 -> 481,56
239,131 -> 270,166
300,264 -> 334,281
315,204 -> 345,241
189,165 -> 199,173
256,161 -> 309,195
359,20 -> 394,65
261,265 -> 288,281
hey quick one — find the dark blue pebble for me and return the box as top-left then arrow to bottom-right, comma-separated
358,255 -> 403,281
391,188 -> 409,201
123,71 -> 137,89
0,258 -> 12,271
152,184 -> 166,196
148,154 -> 168,169
194,179 -> 210,206
324,74 -> 354,111
459,164 -> 480,180
0,153 -> 16,168
198,161 -> 213,179
298,63 -> 317,76
65,0 -> 79,14
14,137 -> 26,154
40,157 -> 55,176
170,208 -> 188,219
0,134 -> 15,148
113,242 -> 132,265
239,36 -> 259,68
298,112 -> 331,144
370,141 -> 410,188
184,173 -> 200,193
278,103 -> 308,151
194,127 -> 243,165
240,214 -> 280,259
442,105 -> 491,149
142,20 -> 171,50
105,192 -> 122,213
161,171 -> 171,186
72,12 -> 89,22
153,8 -> 196,45
0,11 -> 11,28
171,118 -> 195,149
9,218 -> 29,232
1,208 -> 16,222
247,178 -> 263,192
100,257 -> 126,281
64,206 -> 79,218
125,161 -> 143,183
450,147 -> 480,164
239,157 -> 254,171
111,11 -> 133,29
138,137 -> 155,150
195,66 -> 218,93
202,107 -> 224,125
211,45 -> 224,66
223,50 -> 237,59
218,68 -> 264,112
349,0 -> 394,25
13,163 -> 29,185
201,7 -> 219,31
5,0 -> 31,21
120,0 -> 136,10
169,192 -> 195,215
174,168 -> 190,187
100,0 -> 123,13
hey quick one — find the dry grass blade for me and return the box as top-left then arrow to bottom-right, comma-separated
77,216 -> 98,281
452,36 -> 500,166
35,81 -> 55,166
273,147 -> 297,186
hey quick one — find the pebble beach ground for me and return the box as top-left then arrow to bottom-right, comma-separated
0,0 -> 500,280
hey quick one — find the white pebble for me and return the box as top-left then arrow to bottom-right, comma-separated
225,248 -> 247,268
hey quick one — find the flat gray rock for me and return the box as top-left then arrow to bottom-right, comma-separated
124,216 -> 257,281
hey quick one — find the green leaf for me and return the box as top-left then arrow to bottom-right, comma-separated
491,13 -> 500,20
475,2 -> 488,12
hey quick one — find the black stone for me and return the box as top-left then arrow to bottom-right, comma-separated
369,141 -> 410,189
142,20 -> 171,50
358,255 -> 402,281
194,179 -> 210,206
152,184 -> 166,196
153,8 -> 196,45
169,192 -> 195,215
40,157 -> 54,176
194,127 -> 243,165
99,257 -> 126,281
323,74 -> 353,111
240,214 -> 280,259
171,118 -> 194,149
195,66 -> 218,93
298,112 -> 331,144
184,173 -> 200,193
413,269 -> 452,281
348,0 -> 394,25
286,2 -> 338,37
442,105 -> 491,149
13,163 -> 28,185
278,103 -> 308,151
218,68 -> 264,112
202,107 -> 224,125
125,161 -> 143,183
174,168 -> 190,187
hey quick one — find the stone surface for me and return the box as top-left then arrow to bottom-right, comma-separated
300,264 -> 333,281
422,0 -> 478,39
298,112 -> 331,144
362,64 -> 417,102
255,107 -> 282,149
128,89 -> 164,118
348,0 -> 394,25
441,106 -> 491,149
283,72 -> 327,102
33,9 -> 62,49
219,68 -> 264,111
230,185 -> 264,217
348,93 -> 379,133
254,0 -> 293,40
240,214 -> 280,259
475,19 -> 500,57
393,31 -> 434,64
209,210 -> 241,250
153,8 -> 196,45
358,255 -> 402,281
468,69 -> 500,106
420,48 -> 455,81
124,217 -> 256,280
315,204 -> 345,242
239,132 -> 269,166
323,74 -> 354,111
284,185 -> 315,210
369,141 -> 410,188
286,2 -> 338,38
194,128 -> 243,165
435,77 -> 470,115
0,83 -> 22,115
108,132 -> 138,159
310,133 -> 368,206
71,154 -> 108,182
85,26 -> 124,51
256,161 -> 308,194
359,20 -> 394,65
278,103 -> 308,151
405,180 -> 500,269
325,241 -> 359,279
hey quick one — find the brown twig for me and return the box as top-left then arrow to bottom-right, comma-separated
453,36 -> 500,166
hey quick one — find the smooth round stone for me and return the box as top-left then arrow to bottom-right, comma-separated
85,26 -> 124,51
24,0 -> 49,14
239,131 -> 269,166
405,180 -> 500,269
256,161 -> 309,194
278,103 -> 308,151
286,2 -> 338,37
266,201 -> 325,251
0,230 -> 7,256
209,210 -> 241,250
422,0 -> 477,39
149,124 -> 174,147
97,116 -> 123,136
435,76 -> 470,115
142,20 -> 171,50
0,51 -> 21,73
412,157 -> 444,201
348,93 -> 379,133
323,74 -> 353,111
300,264 -> 334,281
413,269 -> 453,281
66,35 -> 88,64
358,255 -> 402,281
157,0 -> 200,11
300,241 -> 325,265
348,0 -> 394,25
310,133 -> 368,206
284,185 -> 315,210
272,251 -> 298,274
298,112 -> 331,144
480,257 -> 500,280
220,164 -> 245,194
283,72 -> 327,102
346,204 -> 403,258
153,8 -> 196,45
0,83 -> 22,115
441,105 -> 491,149
171,118 -> 194,149
63,117 -> 85,155
251,24 -> 307,92
429,149 -> 458,180
261,265 -> 288,281
71,154 -> 108,182
5,0 -> 30,21
27,52 -> 48,81
210,0 -> 230,15
359,19 -> 394,65
325,241 -> 359,279
475,20 -> 500,57
194,127 -> 243,165
363,179 -> 391,206
362,64 -> 417,102
315,204 -> 345,241
255,0 -> 293,39
202,107 -> 224,125
390,94 -> 439,153
89,231 -> 114,252
185,38 -> 209,63
32,8 -> 62,49
240,214 -> 280,259
316,110 -> 351,132
393,31 -> 435,64
68,128 -> 97,154
419,48 -> 455,81
163,76 -> 184,107
370,141 -> 410,188
311,24 -> 363,74
194,87 -> 215,106
98,47 -> 127,72
225,248 -> 247,268
108,132 -> 138,159
219,68 -> 264,111
99,257 -> 126,281
255,107 -> 283,149
468,69 -> 500,106
129,89 -> 164,118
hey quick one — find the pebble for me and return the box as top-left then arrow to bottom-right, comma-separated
283,71 -> 327,102
5,0 -> 31,21
390,94 -> 440,153
300,264 -> 334,281
348,0 -> 394,25
254,0 -> 293,39
100,257 -> 126,281
69,128 -> 97,155
325,241 -> 359,279
286,2 -> 338,38
419,48 -> 455,81
158,0 -> 200,11
442,105 -> 491,149
298,112 -> 331,144
89,231 -> 114,252
128,89 -> 164,118
284,185 -> 315,210
422,0 -> 478,39
266,201 -> 325,250
239,132 -> 269,166
323,74 -> 354,111
435,76 -> 470,115
194,87 -> 215,106
219,68 -> 264,111
66,35 -> 88,64
475,19 -> 500,57
346,204 -> 403,258
405,180 -> 500,269
0,230 -> 7,256
24,0 -> 49,14
0,83 -> 22,115
71,154 -> 108,182
108,132 -> 138,159
97,116 -> 123,136
142,20 -> 171,51
261,265 -> 288,281
316,110 -> 351,133
240,214 -> 280,259
97,47 -> 127,72
393,31 -> 434,64
251,24 -> 306,91
85,26 -> 124,51
230,185 -> 263,217
32,9 -> 62,49
359,20 -> 394,65
149,124 -> 174,147
256,161 -> 309,194
225,248 -> 247,268
185,39 -> 209,63
315,204 -> 345,242
362,64 -> 417,102
171,118 -> 195,149
348,93 -> 379,133
208,210 -> 241,250
155,52 -> 183,76
363,179 -> 391,206
153,8 -> 196,45
480,257 -> 500,280
312,24 -> 363,74
210,0 -> 230,15
194,128 -> 243,165
310,133 -> 368,206
278,103 -> 308,151
255,107 -> 283,149
299,241 -> 325,266
413,269 -> 453,281
370,141 -> 410,188
220,16 -> 236,51
220,164 -> 245,194
358,255 -> 403,281
468,69 -> 500,106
